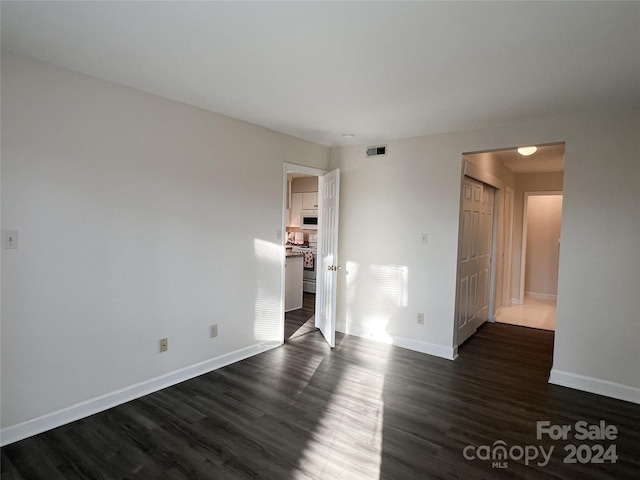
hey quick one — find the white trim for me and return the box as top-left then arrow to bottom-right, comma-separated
511,297 -> 523,305
502,187 -> 515,307
336,322 -> 457,361
549,369 -> 640,405
0,341 -> 281,446
283,162 -> 327,178
282,163 -> 328,344
488,187 -> 500,321
463,161 -> 503,189
525,291 -> 557,301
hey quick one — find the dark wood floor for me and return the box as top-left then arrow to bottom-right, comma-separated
284,292 -> 316,341
3,321 -> 639,479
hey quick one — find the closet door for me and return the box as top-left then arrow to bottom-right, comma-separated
456,176 -> 495,345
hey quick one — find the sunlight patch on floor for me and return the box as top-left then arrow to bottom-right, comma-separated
292,362 -> 387,479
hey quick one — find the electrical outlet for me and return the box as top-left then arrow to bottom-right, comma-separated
160,337 -> 168,352
417,313 -> 425,325
210,324 -> 218,338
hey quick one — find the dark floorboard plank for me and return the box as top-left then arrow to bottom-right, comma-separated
284,292 -> 316,340
3,321 -> 639,479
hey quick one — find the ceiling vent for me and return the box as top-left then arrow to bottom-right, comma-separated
366,145 -> 387,157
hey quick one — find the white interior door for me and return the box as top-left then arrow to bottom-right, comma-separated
316,168 -> 340,347
456,176 -> 495,345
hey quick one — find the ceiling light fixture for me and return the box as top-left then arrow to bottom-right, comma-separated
342,133 -> 355,138
517,146 -> 538,156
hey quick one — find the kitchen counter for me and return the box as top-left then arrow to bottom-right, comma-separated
286,251 -> 304,258
285,253 -> 303,311
286,243 -> 311,249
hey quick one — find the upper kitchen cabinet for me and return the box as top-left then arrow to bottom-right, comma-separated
287,174 -> 318,227
302,192 -> 318,211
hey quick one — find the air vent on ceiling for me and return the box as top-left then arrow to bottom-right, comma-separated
366,145 -> 387,157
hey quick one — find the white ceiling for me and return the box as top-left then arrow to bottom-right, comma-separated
466,143 -> 565,174
494,144 -> 565,174
2,2 -> 639,148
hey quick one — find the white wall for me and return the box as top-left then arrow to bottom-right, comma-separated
331,107 -> 640,403
0,52 -> 329,441
2,51 -> 639,446
512,172 -> 564,301
525,195 -> 562,297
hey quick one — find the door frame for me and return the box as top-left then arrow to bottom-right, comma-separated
454,161 -> 503,349
501,187 -> 515,308
518,191 -> 563,304
281,163 -> 327,342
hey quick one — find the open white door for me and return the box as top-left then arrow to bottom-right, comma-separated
316,168 -> 340,347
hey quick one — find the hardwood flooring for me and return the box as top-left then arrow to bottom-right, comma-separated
284,292 -> 316,341
2,322 -> 639,479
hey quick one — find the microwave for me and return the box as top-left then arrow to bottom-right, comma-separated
300,211 -> 318,230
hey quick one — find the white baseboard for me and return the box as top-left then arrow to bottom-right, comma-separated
525,291 -> 557,301
1,341 -> 281,446
549,369 -> 640,405
336,323 -> 457,361
511,297 -> 523,305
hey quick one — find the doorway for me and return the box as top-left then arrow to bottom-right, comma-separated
497,192 -> 562,331
282,164 -> 341,347
284,170 -> 319,341
456,143 -> 565,348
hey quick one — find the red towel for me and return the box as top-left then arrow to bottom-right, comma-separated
304,251 -> 314,269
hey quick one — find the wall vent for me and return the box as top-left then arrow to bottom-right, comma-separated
366,145 -> 387,157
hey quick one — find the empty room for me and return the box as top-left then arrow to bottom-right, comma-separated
1,2 -> 639,479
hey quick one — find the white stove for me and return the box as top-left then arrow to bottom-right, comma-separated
292,240 -> 317,293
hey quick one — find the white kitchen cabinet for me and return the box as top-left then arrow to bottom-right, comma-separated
289,192 -> 303,227
285,254 -> 303,312
302,192 -> 318,210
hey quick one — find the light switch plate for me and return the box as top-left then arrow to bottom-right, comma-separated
3,230 -> 19,249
